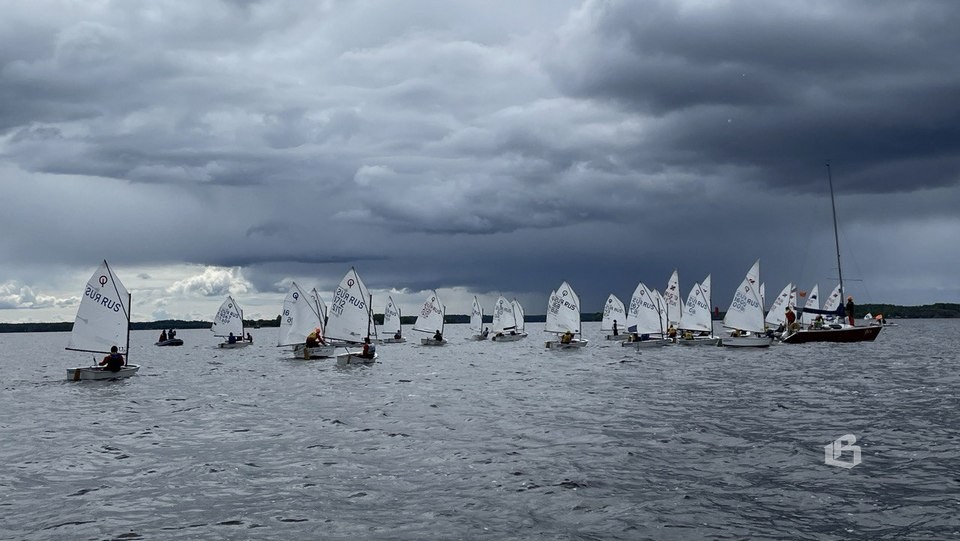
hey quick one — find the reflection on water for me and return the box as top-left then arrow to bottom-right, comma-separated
1,321 -> 958,540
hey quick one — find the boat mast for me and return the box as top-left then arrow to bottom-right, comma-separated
125,292 -> 131,366
826,161 -> 845,303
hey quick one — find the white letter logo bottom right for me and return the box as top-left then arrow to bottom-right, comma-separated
824,434 -> 862,468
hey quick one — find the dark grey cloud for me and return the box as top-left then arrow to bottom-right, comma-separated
1,0 -> 959,323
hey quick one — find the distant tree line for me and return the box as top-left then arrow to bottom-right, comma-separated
2,303 -> 957,333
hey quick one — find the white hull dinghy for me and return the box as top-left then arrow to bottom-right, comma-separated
414,290 -> 448,346
325,267 -> 380,364
544,282 -> 589,349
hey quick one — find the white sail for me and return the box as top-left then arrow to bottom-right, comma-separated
491,295 -> 516,333
600,294 -> 626,332
679,275 -> 712,332
325,267 -> 375,343
511,299 -> 526,334
821,283 -> 843,314
66,260 -> 130,354
470,296 -> 484,333
413,290 -> 445,334
309,288 -> 328,329
545,281 -> 581,334
632,282 -> 666,335
765,282 -> 794,327
278,282 -> 322,347
723,259 -> 765,333
382,295 -> 402,336
800,284 -> 820,325
624,282 -> 644,331
759,282 -> 766,311
211,296 -> 244,338
663,269 -> 682,326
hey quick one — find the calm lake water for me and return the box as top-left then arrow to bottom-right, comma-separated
1,320 -> 958,540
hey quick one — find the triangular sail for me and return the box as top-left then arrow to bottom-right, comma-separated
470,296 -> 484,333
663,269 -> 682,326
278,282 -> 322,347
821,284 -> 843,313
759,282 -> 766,311
511,299 -> 525,334
655,289 -> 668,334
679,275 -> 712,332
765,282 -> 794,327
382,295 -> 402,336
413,290 -> 445,334
800,284 -> 820,325
545,281 -> 581,334
631,282 -> 665,335
212,296 -> 244,338
723,259 -> 765,333
325,267 -> 375,344
491,296 -> 516,333
66,260 -> 130,355
601,294 -> 626,332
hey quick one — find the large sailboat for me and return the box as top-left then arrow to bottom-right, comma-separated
65,260 -> 140,381
544,281 -> 588,349
782,163 -> 882,344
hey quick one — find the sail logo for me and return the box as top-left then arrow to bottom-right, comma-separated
292,292 -> 299,300
824,434 -> 861,468
84,285 -> 122,312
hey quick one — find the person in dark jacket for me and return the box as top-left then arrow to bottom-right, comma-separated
99,346 -> 124,372
846,296 -> 855,326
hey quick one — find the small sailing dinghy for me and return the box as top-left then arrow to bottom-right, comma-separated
279,282 -> 335,359
467,296 -> 489,340
212,296 -> 252,348
601,294 -> 628,340
510,298 -> 529,340
325,267 -> 379,364
490,295 -> 522,342
66,260 -> 140,381
622,282 -> 672,348
414,290 -> 448,345
677,275 -> 721,346
380,295 -> 406,343
721,259 -> 773,348
545,281 -> 588,349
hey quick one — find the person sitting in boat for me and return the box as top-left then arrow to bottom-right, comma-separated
730,329 -> 742,337
481,327 -> 489,338
228,332 -> 237,344
495,331 -> 504,338
169,329 -> 176,338
393,330 -> 402,340
433,329 -> 443,341
682,330 -> 694,340
100,346 -> 125,372
159,329 -> 168,342
667,326 -> 677,339
509,330 -> 516,335
305,331 -> 320,348
361,336 -> 376,358
612,320 -> 619,336
560,330 -> 574,344
246,332 -> 253,343
813,315 -> 825,329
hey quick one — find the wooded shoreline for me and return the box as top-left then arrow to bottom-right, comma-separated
1,303 -> 957,333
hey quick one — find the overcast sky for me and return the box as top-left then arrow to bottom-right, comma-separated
2,0 -> 959,324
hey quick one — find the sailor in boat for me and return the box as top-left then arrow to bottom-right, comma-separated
433,330 -> 443,341
481,327 -> 490,339
100,346 -> 125,373
246,332 -> 253,343
393,330 -> 402,340
813,315 -> 825,329
560,330 -> 574,344
228,332 -> 237,344
159,329 -> 168,342
730,329 -> 742,337
305,330 -> 320,348
667,326 -> 677,339
361,336 -> 376,359
846,297 -> 856,326
612,320 -> 619,336
169,329 -> 176,339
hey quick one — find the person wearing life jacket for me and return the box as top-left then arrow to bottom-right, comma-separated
560,330 -> 574,344
99,346 -> 125,372
361,336 -> 376,358
159,330 -> 168,342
